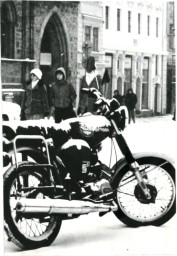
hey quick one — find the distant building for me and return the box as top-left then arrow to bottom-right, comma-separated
1,1 -> 172,116
166,2 -> 175,114
101,1 -> 168,115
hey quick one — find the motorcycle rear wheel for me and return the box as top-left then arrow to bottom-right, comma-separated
113,157 -> 176,227
4,162 -> 62,249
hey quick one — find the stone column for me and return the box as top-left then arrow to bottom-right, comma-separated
149,54 -> 155,111
132,55 -> 137,92
112,52 -> 119,94
119,53 -> 125,95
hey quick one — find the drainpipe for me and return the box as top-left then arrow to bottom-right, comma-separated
21,1 -> 26,87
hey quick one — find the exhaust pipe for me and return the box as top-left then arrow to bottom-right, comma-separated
16,198 -> 118,215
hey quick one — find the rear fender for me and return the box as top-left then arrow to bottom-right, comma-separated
111,152 -> 175,188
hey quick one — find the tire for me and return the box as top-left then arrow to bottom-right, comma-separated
4,162 -> 62,249
113,157 -> 176,227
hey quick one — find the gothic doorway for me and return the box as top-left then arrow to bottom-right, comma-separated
40,13 -> 68,85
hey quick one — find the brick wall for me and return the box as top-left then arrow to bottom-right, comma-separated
2,1 -> 79,92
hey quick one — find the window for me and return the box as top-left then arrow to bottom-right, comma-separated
142,58 -> 149,109
117,8 -> 121,31
85,26 -> 91,43
124,56 -> 132,94
147,15 -> 150,36
1,2 -> 15,58
138,13 -> 141,34
156,17 -> 159,37
128,11 -> 131,33
105,6 -> 109,29
93,27 -> 99,51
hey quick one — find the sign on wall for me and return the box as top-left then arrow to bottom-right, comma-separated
105,55 -> 112,68
125,57 -> 132,69
143,58 -> 149,69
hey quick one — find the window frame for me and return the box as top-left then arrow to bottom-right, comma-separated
138,13 -> 141,35
105,6 -> 109,29
147,15 -> 150,36
117,8 -> 121,31
128,11 -> 131,33
156,17 -> 159,37
93,27 -> 99,52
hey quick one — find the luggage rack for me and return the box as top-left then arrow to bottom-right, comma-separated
13,135 -> 52,168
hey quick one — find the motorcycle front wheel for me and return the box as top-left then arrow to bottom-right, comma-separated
113,157 -> 176,227
4,162 -> 62,249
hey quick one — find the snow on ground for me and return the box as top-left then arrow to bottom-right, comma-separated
3,115 -> 177,256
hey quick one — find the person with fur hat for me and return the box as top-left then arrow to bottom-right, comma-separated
78,56 -> 102,115
50,67 -> 76,123
21,68 -> 50,120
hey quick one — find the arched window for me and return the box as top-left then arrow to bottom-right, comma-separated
1,1 -> 16,58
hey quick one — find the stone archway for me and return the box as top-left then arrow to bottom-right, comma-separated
40,13 -> 68,85
136,77 -> 141,110
117,77 -> 122,95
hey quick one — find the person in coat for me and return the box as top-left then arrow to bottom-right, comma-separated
21,68 -> 50,120
125,88 -> 137,124
50,67 -> 76,123
113,89 -> 122,105
78,56 -> 102,115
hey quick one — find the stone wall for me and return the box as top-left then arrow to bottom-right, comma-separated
2,1 -> 79,91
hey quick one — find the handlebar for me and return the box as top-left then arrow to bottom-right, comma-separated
81,88 -> 120,113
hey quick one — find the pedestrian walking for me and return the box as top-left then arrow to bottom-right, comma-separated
125,88 -> 137,124
50,67 -> 76,123
78,56 -> 102,115
20,68 -> 50,120
113,89 -> 122,105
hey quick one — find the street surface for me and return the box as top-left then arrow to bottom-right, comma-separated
3,115 -> 177,256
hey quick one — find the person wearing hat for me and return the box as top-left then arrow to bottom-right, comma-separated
50,67 -> 76,123
21,68 -> 50,120
78,56 -> 102,115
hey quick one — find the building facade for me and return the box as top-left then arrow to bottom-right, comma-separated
1,0 -> 79,103
101,1 -> 168,115
1,1 -> 172,116
166,1 -> 175,114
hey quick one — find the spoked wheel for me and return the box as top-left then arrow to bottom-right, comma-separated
113,157 -> 176,227
4,163 -> 62,249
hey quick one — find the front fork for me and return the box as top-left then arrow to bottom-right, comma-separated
112,120 -> 151,199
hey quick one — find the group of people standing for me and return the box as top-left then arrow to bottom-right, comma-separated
21,56 -> 137,124
113,88 -> 137,124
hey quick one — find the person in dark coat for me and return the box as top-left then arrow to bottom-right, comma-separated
125,88 -> 137,124
78,56 -> 102,115
21,68 -> 50,120
50,67 -> 76,123
113,90 -> 122,105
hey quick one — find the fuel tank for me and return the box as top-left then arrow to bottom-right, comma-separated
3,115 -> 112,149
69,115 -> 112,148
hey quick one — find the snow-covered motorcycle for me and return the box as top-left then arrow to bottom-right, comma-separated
3,88 -> 176,249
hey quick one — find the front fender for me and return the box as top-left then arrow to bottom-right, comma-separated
111,152 -> 175,187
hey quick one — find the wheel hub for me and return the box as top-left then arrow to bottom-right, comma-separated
134,184 -> 157,204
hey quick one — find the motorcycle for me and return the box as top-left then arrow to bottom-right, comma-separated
3,88 -> 176,249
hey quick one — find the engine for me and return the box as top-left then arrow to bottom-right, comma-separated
59,139 -> 92,181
